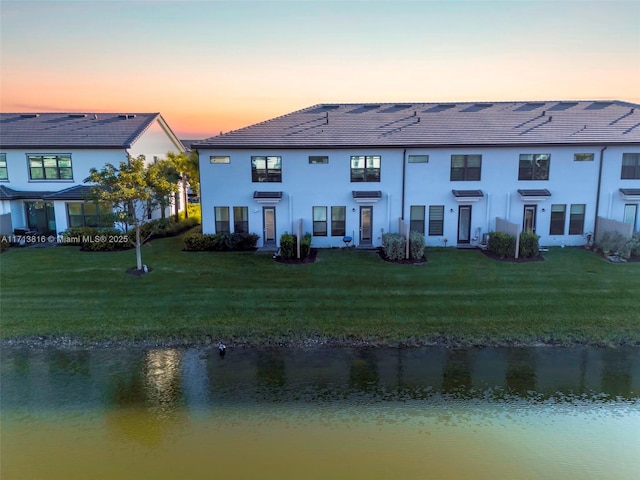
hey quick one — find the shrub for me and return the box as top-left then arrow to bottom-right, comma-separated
488,232 -> 516,258
184,231 -> 260,252
301,233 -> 312,259
409,231 -> 426,260
0,240 -> 9,252
279,233 -> 297,259
630,232 -> 640,257
518,232 -> 540,258
594,230 -> 640,259
278,232 -> 311,259
382,233 -> 405,261
184,232 -> 214,251
232,232 -> 260,251
58,227 -> 133,251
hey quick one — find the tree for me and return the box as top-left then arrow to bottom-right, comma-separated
85,155 -> 159,272
166,151 -> 199,218
146,159 -> 180,220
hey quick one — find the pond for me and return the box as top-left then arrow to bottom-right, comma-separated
1,346 -> 639,479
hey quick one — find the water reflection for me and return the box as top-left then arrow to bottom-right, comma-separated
2,346 -> 638,410
2,346 -> 639,480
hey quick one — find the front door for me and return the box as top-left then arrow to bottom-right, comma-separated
263,207 -> 276,246
523,205 -> 537,234
458,205 -> 471,244
359,206 -> 372,246
25,201 -> 56,235
623,204 -> 638,230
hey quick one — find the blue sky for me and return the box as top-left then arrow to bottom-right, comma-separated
1,0 -> 639,138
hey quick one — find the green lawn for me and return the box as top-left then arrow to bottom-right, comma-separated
1,234 -> 639,346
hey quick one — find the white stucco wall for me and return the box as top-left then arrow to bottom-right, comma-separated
198,144 -> 640,248
128,119 -> 183,161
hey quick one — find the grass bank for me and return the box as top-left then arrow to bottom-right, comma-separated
1,234 -> 639,347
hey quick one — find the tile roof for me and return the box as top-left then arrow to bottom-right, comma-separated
43,185 -> 95,200
0,185 -> 55,200
0,113 -> 162,149
193,101 -> 640,149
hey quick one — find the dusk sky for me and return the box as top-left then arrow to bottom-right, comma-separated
1,0 -> 639,139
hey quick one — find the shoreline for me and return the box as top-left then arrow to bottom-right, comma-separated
2,335 -> 639,350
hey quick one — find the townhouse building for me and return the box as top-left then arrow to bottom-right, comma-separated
193,101 -> 640,249
0,112 -> 185,236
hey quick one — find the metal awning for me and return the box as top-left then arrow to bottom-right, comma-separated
452,189 -> 484,202
517,189 -> 551,202
253,191 -> 282,204
619,188 -> 640,200
352,191 -> 382,204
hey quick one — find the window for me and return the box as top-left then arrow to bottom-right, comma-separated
28,154 -> 72,180
350,155 -> 381,182
331,206 -> 346,236
519,154 -> 550,180
568,204 -> 585,235
233,206 -> 248,233
410,206 -> 425,234
214,206 -> 230,233
574,153 -> 594,162
0,154 -> 7,180
549,204 -> 566,235
450,155 -> 481,181
408,155 -> 429,163
67,202 -> 105,228
309,156 -> 328,164
621,153 -> 640,179
313,206 -> 327,236
428,205 -> 444,236
251,156 -> 281,182
210,156 -> 230,164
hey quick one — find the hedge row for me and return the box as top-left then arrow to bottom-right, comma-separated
58,217 -> 200,251
183,232 -> 260,252
381,232 -> 426,261
487,231 -> 539,258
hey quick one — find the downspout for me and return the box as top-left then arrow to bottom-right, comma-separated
593,146 -> 607,243
401,149 -> 407,221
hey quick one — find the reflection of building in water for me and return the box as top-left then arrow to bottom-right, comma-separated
144,349 -> 183,412
505,348 -> 537,395
349,349 -> 379,392
601,349 -> 635,399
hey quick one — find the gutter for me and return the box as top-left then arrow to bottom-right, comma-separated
593,146 -> 607,243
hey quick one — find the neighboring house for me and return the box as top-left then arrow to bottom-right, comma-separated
192,101 -> 640,249
0,112 -> 185,236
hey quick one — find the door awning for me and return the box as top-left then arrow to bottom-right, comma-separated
619,188 -> 640,200
253,191 -> 282,204
517,189 -> 551,202
452,189 -> 484,202
352,191 -> 382,204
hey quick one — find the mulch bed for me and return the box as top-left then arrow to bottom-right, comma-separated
274,248 -> 318,264
126,266 -> 153,276
479,249 -> 545,263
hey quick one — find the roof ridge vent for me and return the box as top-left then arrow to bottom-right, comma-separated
119,114 -> 136,119
20,113 -> 40,118
68,114 -> 88,118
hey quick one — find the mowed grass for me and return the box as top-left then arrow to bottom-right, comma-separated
1,233 -> 639,346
